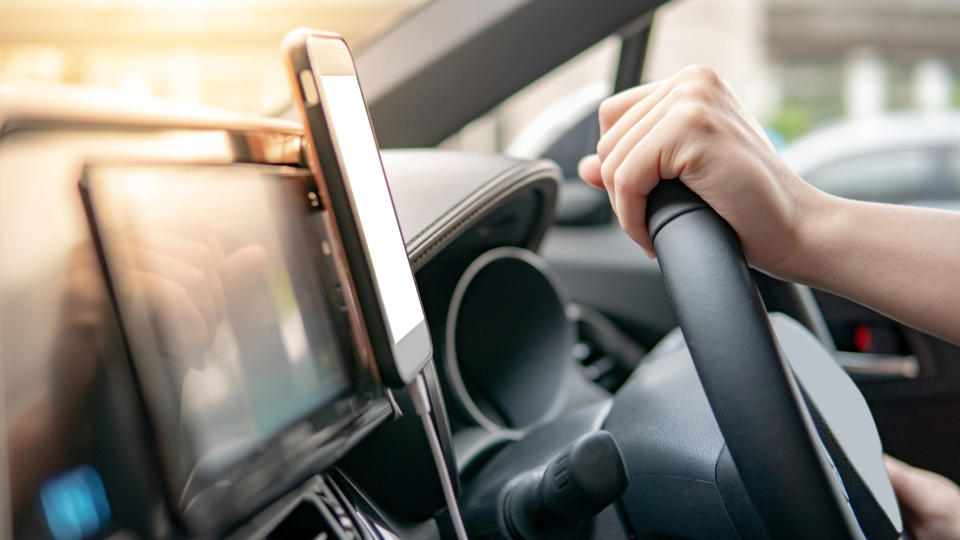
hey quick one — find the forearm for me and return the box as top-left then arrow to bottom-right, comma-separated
581,66 -> 960,344
791,191 -> 960,344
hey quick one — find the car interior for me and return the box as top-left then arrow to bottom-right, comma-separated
3,1 -> 959,539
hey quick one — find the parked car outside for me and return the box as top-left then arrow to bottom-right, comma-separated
781,111 -> 960,208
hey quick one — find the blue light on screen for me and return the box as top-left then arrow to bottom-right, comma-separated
39,465 -> 111,540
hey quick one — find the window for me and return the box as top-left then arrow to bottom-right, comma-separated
440,37 -> 620,154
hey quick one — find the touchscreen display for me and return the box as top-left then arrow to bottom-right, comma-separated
83,164 -> 353,491
319,74 -> 425,345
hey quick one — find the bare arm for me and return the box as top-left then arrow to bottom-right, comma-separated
578,65 -> 960,345
795,194 -> 960,344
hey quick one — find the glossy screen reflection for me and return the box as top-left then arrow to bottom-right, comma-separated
84,165 -> 352,494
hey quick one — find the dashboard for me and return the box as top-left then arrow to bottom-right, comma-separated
1,84 -> 925,540
0,89 -> 600,539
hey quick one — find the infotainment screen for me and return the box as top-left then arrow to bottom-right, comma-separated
79,162 -> 389,532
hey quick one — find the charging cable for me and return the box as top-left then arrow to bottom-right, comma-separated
408,373 -> 469,540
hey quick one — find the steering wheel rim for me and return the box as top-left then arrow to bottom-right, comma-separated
646,181 -> 859,539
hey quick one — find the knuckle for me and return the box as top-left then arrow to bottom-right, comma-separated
615,161 -> 655,199
681,64 -> 721,87
674,81 -> 712,105
185,268 -> 207,291
170,282 -> 193,307
613,164 -> 634,193
673,103 -> 715,133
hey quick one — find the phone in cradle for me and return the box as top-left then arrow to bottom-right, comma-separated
284,29 -> 432,388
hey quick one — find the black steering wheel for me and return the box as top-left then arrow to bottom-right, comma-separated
644,181 -> 900,539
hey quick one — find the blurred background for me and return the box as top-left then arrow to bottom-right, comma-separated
0,0 -> 960,150
3,0 -> 960,200
0,0 -> 428,114
445,0 -> 960,209
2,0 -> 957,131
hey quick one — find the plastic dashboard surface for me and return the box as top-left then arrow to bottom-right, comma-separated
0,87 -> 563,538
336,149 -> 563,524
383,149 -> 561,269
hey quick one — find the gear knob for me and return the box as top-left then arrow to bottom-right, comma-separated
505,431 -> 628,539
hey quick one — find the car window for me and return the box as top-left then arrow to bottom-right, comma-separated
441,37 -> 620,154
805,148 -> 939,203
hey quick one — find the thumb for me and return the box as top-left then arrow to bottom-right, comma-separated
886,456 -> 930,511
222,245 -> 268,296
885,455 -> 959,518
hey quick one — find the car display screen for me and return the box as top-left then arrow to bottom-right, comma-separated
319,73 -> 425,345
82,164 -> 354,495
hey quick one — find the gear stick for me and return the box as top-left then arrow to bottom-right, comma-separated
503,430 -> 628,539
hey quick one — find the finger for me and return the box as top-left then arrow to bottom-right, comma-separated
194,229 -> 229,319
136,270 -> 211,354
222,245 -> 268,298
601,163 -> 618,215
129,232 -> 226,321
597,80 -> 664,134
609,129 -> 673,256
577,154 -> 604,189
885,456 -> 953,517
598,89 -> 676,187
597,80 -> 675,161
601,66 -> 727,187
128,247 -> 220,335
613,190 -> 654,259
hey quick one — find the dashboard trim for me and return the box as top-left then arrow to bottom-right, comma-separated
444,246 -> 573,439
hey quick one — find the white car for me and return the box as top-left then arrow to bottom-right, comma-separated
781,112 -> 960,207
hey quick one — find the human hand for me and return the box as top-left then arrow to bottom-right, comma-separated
119,230 -> 266,362
885,456 -> 960,540
578,65 -> 822,278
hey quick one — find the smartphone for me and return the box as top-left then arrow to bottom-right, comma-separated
284,29 -> 432,387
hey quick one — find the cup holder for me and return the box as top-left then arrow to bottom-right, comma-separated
443,247 -> 574,438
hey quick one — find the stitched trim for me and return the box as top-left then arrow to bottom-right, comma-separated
406,161 -> 560,270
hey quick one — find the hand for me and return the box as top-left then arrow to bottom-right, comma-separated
118,230 -> 266,362
885,456 -> 960,540
578,65 -> 821,278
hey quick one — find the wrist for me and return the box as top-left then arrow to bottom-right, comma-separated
783,185 -> 846,287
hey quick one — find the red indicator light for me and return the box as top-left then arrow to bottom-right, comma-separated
854,323 -> 873,353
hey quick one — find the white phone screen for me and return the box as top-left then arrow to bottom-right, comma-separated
319,74 -> 424,344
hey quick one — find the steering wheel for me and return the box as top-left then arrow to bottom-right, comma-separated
644,181 -> 900,539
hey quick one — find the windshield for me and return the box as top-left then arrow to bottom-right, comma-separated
0,0 -> 428,114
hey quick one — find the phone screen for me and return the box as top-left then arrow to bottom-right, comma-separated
318,74 -> 425,346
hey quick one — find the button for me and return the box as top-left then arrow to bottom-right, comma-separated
40,466 -> 111,540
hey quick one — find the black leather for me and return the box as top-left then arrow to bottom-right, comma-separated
382,149 -> 561,269
606,314 -> 902,539
645,181 -> 858,539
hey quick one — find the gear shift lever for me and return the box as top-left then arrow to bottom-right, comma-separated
504,431 -> 628,539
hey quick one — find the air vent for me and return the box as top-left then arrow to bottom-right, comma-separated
568,303 -> 647,392
265,477 -> 362,540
